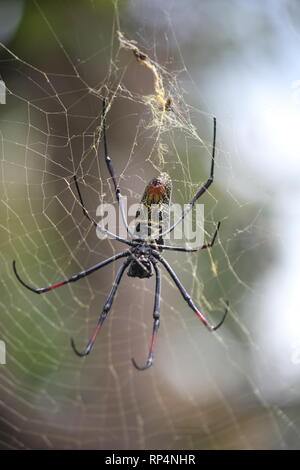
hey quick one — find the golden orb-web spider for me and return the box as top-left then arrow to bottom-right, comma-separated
13,99 -> 228,370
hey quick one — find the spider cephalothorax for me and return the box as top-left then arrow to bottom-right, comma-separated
127,244 -> 154,278
13,99 -> 228,371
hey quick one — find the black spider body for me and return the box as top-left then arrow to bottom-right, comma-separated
127,244 -> 154,279
13,99 -> 228,371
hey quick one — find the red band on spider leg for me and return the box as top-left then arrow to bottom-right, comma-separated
150,332 -> 157,354
43,281 -> 65,292
194,310 -> 209,327
81,322 -> 103,356
150,322 -> 159,354
90,322 -> 102,345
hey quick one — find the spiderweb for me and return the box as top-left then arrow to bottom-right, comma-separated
1,0 -> 300,450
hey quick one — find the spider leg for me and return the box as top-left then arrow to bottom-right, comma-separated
150,221 -> 221,252
154,253 -> 228,331
73,174 -> 134,246
102,99 -> 132,237
12,251 -> 129,294
160,117 -> 217,239
132,262 -> 161,370
71,258 -> 130,357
